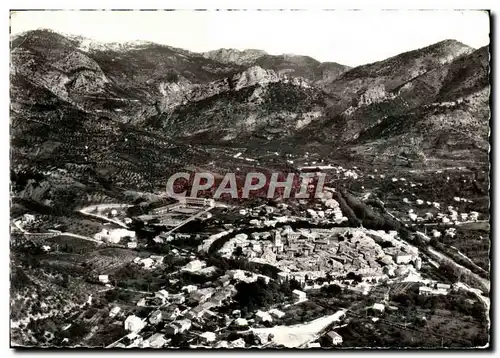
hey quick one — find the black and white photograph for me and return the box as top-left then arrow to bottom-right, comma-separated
9,9 -> 491,349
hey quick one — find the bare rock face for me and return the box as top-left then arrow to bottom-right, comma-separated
203,48 -> 268,65
232,66 -> 280,90
155,65 -> 312,113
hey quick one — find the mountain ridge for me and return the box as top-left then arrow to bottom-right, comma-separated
10,29 -> 490,163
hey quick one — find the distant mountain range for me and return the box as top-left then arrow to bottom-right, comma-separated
11,29 -> 490,171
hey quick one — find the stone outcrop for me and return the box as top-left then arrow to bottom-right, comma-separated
203,48 -> 267,65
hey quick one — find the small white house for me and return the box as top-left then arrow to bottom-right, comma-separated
155,289 -> 169,304
268,309 -> 286,319
229,338 -> 246,348
234,318 -> 248,327
175,319 -> 192,333
255,310 -> 273,323
325,331 -> 343,346
182,285 -> 198,293
23,214 -> 36,224
292,289 -> 307,302
109,306 -> 121,318
141,258 -> 155,269
184,260 -> 204,272
372,303 -> 385,313
419,286 -> 449,296
124,315 -> 145,333
191,288 -> 214,303
127,242 -> 137,249
98,275 -> 110,284
395,254 -> 413,264
432,229 -> 441,238
469,212 -> 479,221
144,333 -> 167,348
200,331 -> 216,343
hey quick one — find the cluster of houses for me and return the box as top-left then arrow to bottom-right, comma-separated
111,271 -> 292,348
220,225 -> 423,288
132,254 -> 166,270
418,282 -> 452,296
404,198 -> 480,225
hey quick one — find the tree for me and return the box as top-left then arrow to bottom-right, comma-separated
321,284 -> 342,296
233,246 -> 244,258
62,273 -> 70,288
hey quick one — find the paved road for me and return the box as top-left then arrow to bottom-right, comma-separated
427,246 -> 490,292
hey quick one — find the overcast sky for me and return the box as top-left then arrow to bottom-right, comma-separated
10,10 -> 490,67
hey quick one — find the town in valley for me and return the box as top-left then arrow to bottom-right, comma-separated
10,10 -> 491,349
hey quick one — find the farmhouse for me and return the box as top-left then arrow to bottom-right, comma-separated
325,331 -> 343,346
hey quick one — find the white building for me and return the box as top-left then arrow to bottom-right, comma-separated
94,228 -> 136,244
191,288 -> 214,303
229,338 -> 246,348
141,258 -> 155,269
23,213 -> 36,224
98,275 -> 110,284
155,289 -> 169,304
268,309 -> 286,319
277,271 -> 289,283
414,257 -> 422,270
184,260 -> 205,272
431,229 -> 441,238
292,289 -> 307,302
395,254 -> 413,265
372,303 -> 385,313
234,318 -> 248,327
200,331 -> 216,343
216,341 -> 229,348
255,310 -> 273,323
109,306 -> 121,318
182,285 -> 198,293
419,286 -> 448,296
127,242 -> 137,249
174,319 -> 192,333
149,310 -> 162,325
143,333 -> 167,348
325,331 -> 343,346
124,315 -> 145,333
